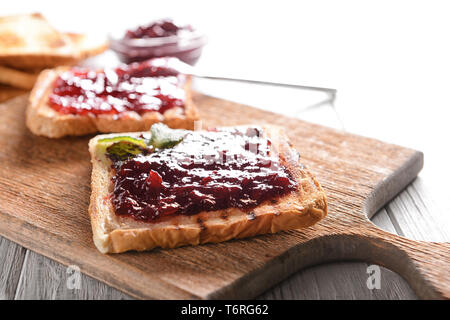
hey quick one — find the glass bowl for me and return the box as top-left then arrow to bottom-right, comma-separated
108,27 -> 207,65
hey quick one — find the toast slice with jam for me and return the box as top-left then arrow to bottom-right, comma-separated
88,124 -> 327,253
26,57 -> 199,138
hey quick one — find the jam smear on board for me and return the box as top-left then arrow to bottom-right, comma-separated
110,127 -> 298,222
48,57 -> 186,116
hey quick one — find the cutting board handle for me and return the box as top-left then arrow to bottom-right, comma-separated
344,224 -> 450,299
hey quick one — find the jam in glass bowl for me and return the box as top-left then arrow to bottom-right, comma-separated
109,19 -> 207,65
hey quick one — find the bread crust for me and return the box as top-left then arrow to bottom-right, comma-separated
0,14 -> 108,69
25,67 -> 199,138
88,126 -> 328,253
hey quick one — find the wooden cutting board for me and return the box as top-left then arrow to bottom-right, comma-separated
0,93 -> 448,300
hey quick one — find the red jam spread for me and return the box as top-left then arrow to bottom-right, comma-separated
111,127 -> 298,222
48,57 -> 186,116
124,19 -> 193,39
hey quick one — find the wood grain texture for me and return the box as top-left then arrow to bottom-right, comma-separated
0,93 -> 448,300
3,94 -> 414,301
